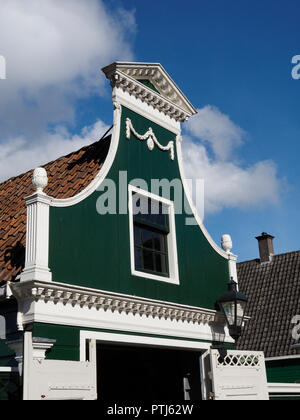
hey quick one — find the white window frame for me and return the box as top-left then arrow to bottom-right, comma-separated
128,184 -> 180,285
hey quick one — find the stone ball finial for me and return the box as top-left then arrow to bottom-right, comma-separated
221,234 -> 233,253
32,167 -> 48,193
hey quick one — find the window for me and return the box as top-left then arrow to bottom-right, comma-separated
129,186 -> 179,284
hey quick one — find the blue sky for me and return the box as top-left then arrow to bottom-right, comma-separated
0,0 -> 299,261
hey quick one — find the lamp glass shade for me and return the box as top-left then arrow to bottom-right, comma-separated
220,299 -> 247,327
236,300 -> 247,327
217,280 -> 248,341
221,302 -> 235,326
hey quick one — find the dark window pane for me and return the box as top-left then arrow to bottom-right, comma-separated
155,253 -> 168,274
141,228 -> 153,249
153,232 -> 165,252
133,196 -> 168,230
134,247 -> 142,270
143,250 -> 154,271
161,254 -> 168,274
134,226 -> 141,246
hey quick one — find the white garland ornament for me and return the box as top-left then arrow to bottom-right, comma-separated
126,118 -> 175,160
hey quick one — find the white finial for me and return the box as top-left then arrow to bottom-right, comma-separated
221,234 -> 233,253
32,167 -> 48,193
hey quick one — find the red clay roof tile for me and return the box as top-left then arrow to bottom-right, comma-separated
0,136 -> 111,284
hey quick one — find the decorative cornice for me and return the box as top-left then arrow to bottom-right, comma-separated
126,118 -> 175,160
102,62 -> 197,122
10,280 -> 223,327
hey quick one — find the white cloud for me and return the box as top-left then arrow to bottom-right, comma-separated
182,107 -> 281,214
0,0 -> 134,90
0,119 -> 109,182
185,105 -> 244,161
0,0 -> 136,181
0,0 -> 135,137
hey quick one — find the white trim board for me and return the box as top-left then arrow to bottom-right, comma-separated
114,87 -> 181,134
0,367 -> 18,373
80,330 -> 210,362
268,383 -> 300,394
11,281 -> 233,345
265,355 -> 300,362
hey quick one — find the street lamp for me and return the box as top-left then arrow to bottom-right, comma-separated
217,279 -> 248,343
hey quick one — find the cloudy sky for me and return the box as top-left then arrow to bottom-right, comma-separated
0,0 -> 299,260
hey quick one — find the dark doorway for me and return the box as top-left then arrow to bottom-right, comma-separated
97,343 -> 202,401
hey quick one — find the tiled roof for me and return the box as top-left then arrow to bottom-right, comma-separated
237,251 -> 300,357
0,136 -> 111,284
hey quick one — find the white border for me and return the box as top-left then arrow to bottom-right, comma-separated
265,355 -> 300,362
50,102 -> 122,208
79,330 -> 210,362
114,87 -> 181,134
268,383 -> 300,394
128,185 -> 180,285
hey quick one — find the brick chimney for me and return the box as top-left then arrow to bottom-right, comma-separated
256,232 -> 275,263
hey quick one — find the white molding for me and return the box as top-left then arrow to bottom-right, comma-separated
0,367 -> 19,373
80,330 -> 211,362
126,118 -> 175,160
50,101 -> 122,208
32,339 -> 55,361
20,192 -> 52,283
10,280 -> 233,345
128,185 -> 180,285
268,383 -> 300,394
176,138 -> 229,259
228,253 -> 238,284
102,62 -> 197,122
114,87 -> 181,134
23,331 -> 32,400
265,355 -> 300,362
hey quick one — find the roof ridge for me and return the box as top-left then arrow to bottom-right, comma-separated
238,249 -> 300,265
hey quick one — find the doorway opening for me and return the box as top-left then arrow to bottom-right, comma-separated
97,343 -> 202,401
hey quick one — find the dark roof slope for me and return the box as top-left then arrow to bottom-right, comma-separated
0,136 -> 111,284
237,251 -> 300,357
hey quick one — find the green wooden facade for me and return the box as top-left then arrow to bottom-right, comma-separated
49,107 -> 230,310
267,360 -> 300,383
1,62 -> 289,400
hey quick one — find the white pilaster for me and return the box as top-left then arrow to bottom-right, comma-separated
221,234 -> 238,285
20,168 -> 52,283
228,253 -> 238,284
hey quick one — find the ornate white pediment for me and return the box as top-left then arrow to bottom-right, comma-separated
102,62 -> 197,122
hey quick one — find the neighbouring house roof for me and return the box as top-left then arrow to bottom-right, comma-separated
0,136 -> 111,284
237,251 -> 300,358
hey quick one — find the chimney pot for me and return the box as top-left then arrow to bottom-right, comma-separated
256,232 -> 275,263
